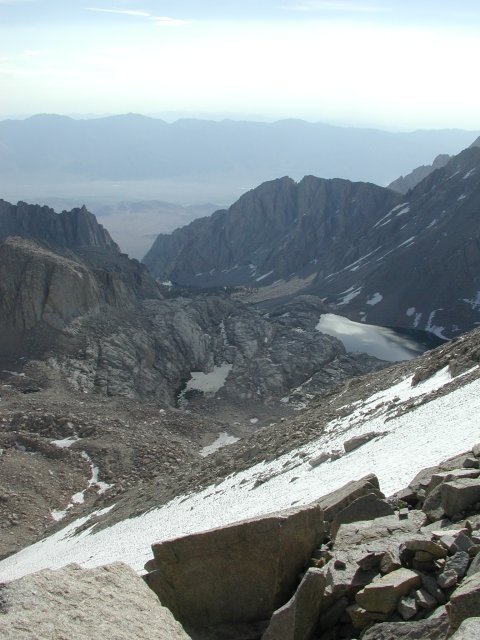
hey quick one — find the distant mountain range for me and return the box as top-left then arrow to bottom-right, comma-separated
144,139 -> 480,340
0,114 -> 478,194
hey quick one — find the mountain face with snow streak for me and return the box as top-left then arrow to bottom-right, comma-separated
144,145 -> 480,339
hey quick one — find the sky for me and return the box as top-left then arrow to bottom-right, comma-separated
1,1 -> 480,129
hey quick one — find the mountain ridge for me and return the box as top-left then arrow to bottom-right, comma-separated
144,145 -> 480,339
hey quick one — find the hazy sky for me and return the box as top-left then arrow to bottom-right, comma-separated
1,0 -> 480,129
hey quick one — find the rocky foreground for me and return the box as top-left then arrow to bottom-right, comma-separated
1,447 -> 480,640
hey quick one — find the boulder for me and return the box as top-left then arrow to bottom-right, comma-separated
360,615 -> 449,639
0,563 -> 191,640
330,493 -> 394,540
447,573 -> 480,631
449,617 -> 480,639
324,549 -> 380,599
316,474 -> 384,522
440,479 -> 480,517
343,431 -> 385,453
261,568 -> 326,640
146,503 -> 325,630
355,568 -> 422,614
334,512 -> 425,552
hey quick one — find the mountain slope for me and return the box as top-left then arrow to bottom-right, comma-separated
145,146 -> 480,338
1,324 -> 479,582
388,153 -> 450,193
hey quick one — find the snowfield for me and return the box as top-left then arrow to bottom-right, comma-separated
1,367 -> 480,583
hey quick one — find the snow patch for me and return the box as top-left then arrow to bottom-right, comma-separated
406,307 -> 415,317
255,270 -> 274,282
425,310 -> 448,340
200,432 -> 240,457
183,364 -> 233,395
373,202 -> 409,228
51,436 -> 80,449
366,292 -> 383,306
337,286 -> 362,305
463,168 -> 476,179
462,292 -> 480,311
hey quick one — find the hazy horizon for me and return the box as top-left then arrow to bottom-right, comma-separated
1,1 -> 480,130
2,111 -> 480,134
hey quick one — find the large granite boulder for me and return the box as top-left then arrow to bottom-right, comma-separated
0,562 -> 191,640
145,503 -> 325,630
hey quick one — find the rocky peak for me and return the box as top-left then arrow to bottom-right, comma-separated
0,199 -> 119,253
143,175 -> 400,286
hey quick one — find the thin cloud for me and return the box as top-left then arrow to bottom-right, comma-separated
284,1 -> 388,12
151,16 -> 188,27
85,7 -> 187,26
86,8 -> 151,18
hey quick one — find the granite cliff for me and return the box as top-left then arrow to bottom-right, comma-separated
144,145 -> 480,339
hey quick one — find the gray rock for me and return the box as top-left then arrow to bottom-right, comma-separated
447,573 -> 480,631
309,453 -> 330,468
146,503 -> 325,630
397,596 -> 418,620
444,551 -> 470,581
0,562 -> 191,640
355,568 -> 422,614
421,573 -> 446,605
449,617 -> 480,639
441,479 -> 480,518
343,431 -> 385,453
316,474 -> 384,523
438,569 -> 459,589
324,549 -> 380,599
330,493 -> 394,540
414,588 -> 437,610
261,568 -> 326,640
463,457 -> 480,469
360,616 -> 449,639
467,553 -> 480,577
347,604 -> 388,630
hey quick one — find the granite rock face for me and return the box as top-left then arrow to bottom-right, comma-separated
145,146 -> 480,338
0,562 -> 191,640
145,503 -> 325,631
144,175 -> 400,286
0,199 -> 118,252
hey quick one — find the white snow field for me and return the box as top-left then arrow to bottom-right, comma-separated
1,367 -> 479,583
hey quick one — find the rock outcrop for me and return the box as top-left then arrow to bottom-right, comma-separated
145,503 -> 325,633
388,153 -> 450,194
0,562 -> 191,640
0,199 -> 118,252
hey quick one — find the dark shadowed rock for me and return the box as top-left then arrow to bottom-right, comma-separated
261,567 -> 326,640
360,615 -> 449,639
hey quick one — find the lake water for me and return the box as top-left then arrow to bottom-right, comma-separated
316,313 -> 431,361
